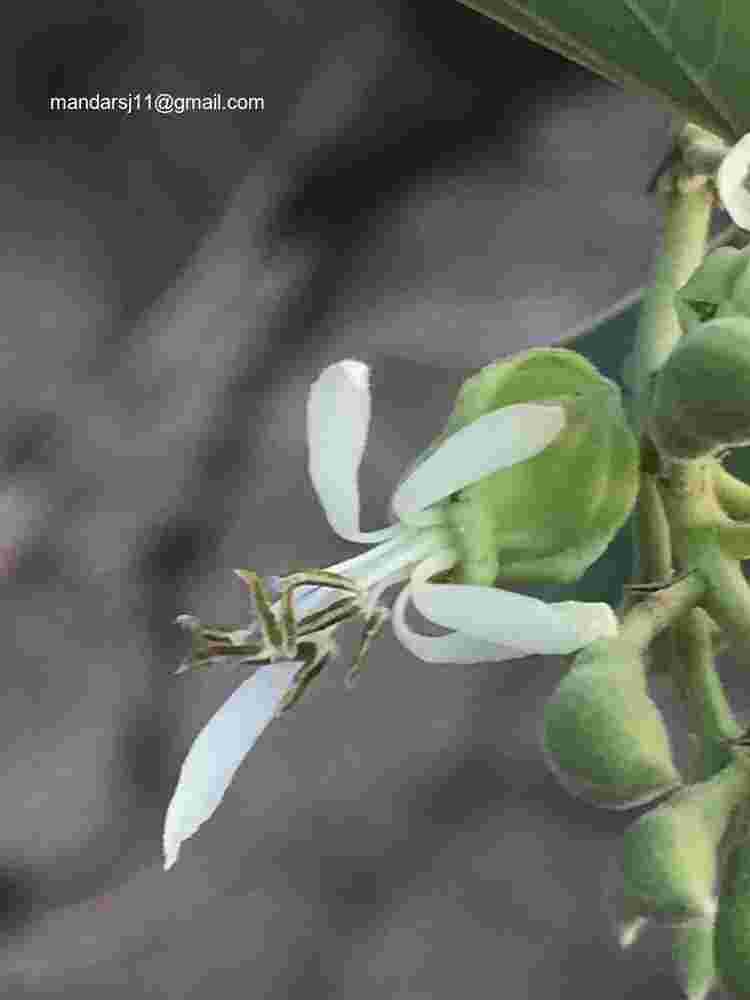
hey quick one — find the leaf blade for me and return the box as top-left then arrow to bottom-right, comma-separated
459,0 -> 750,140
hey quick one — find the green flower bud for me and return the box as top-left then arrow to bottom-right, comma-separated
542,641 -> 681,809
618,761 -> 749,927
649,317 -> 750,459
426,348 -> 639,586
715,836 -> 750,999
675,247 -> 749,333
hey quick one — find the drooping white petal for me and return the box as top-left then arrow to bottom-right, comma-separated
392,580 -> 528,663
413,582 -> 616,655
307,360 -> 397,543
163,661 -> 300,871
391,402 -> 565,519
717,134 -> 750,230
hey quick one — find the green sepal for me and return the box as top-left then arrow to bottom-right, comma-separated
425,348 -> 639,586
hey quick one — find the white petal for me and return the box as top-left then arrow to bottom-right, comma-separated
392,581 -> 527,663
549,600 -> 619,645
307,360 -> 397,543
391,402 -> 565,519
413,582 -> 616,655
718,134 -> 750,230
163,661 -> 300,871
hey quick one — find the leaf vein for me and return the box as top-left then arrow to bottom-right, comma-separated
623,0 -> 739,137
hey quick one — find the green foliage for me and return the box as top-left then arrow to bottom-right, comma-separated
458,0 -> 750,141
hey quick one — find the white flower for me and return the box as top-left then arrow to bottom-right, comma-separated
717,133 -> 750,230
163,359 -> 618,870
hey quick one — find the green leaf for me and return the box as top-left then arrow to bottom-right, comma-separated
458,0 -> 750,141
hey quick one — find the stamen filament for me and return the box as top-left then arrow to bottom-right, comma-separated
354,529 -> 455,589
325,531 -> 412,578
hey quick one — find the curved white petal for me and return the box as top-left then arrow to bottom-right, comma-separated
391,402 -> 565,519
307,360 -> 397,543
413,582 -> 616,655
718,134 -> 750,230
163,661 -> 300,871
392,581 -> 527,663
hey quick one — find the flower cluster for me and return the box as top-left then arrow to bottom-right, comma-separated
163,353 -> 636,870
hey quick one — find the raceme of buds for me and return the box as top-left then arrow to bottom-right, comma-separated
649,317 -> 750,459
715,834 -> 750,998
541,641 -> 681,810
618,760 -> 750,928
422,348 -> 639,586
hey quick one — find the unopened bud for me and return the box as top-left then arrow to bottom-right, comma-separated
542,642 -> 680,809
618,761 -> 749,927
649,317 -> 750,459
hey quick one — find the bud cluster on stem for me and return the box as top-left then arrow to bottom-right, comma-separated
611,123 -> 750,998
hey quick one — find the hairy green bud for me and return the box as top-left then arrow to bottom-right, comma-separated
542,641 -> 680,809
618,761 -> 749,927
428,348 -> 638,586
649,317 -> 750,459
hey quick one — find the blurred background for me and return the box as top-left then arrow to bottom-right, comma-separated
1,0 -> 716,996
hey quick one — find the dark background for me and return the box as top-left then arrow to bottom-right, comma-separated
0,0 -> 715,996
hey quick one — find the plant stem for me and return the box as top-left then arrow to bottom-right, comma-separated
635,472 -> 673,583
634,188 -> 713,401
631,145 -> 714,697
630,470 -> 679,678
654,460 -> 743,777
701,550 -> 750,658
633,174 -> 713,427
714,465 -> 750,520
672,607 -> 740,780
617,571 -> 706,652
